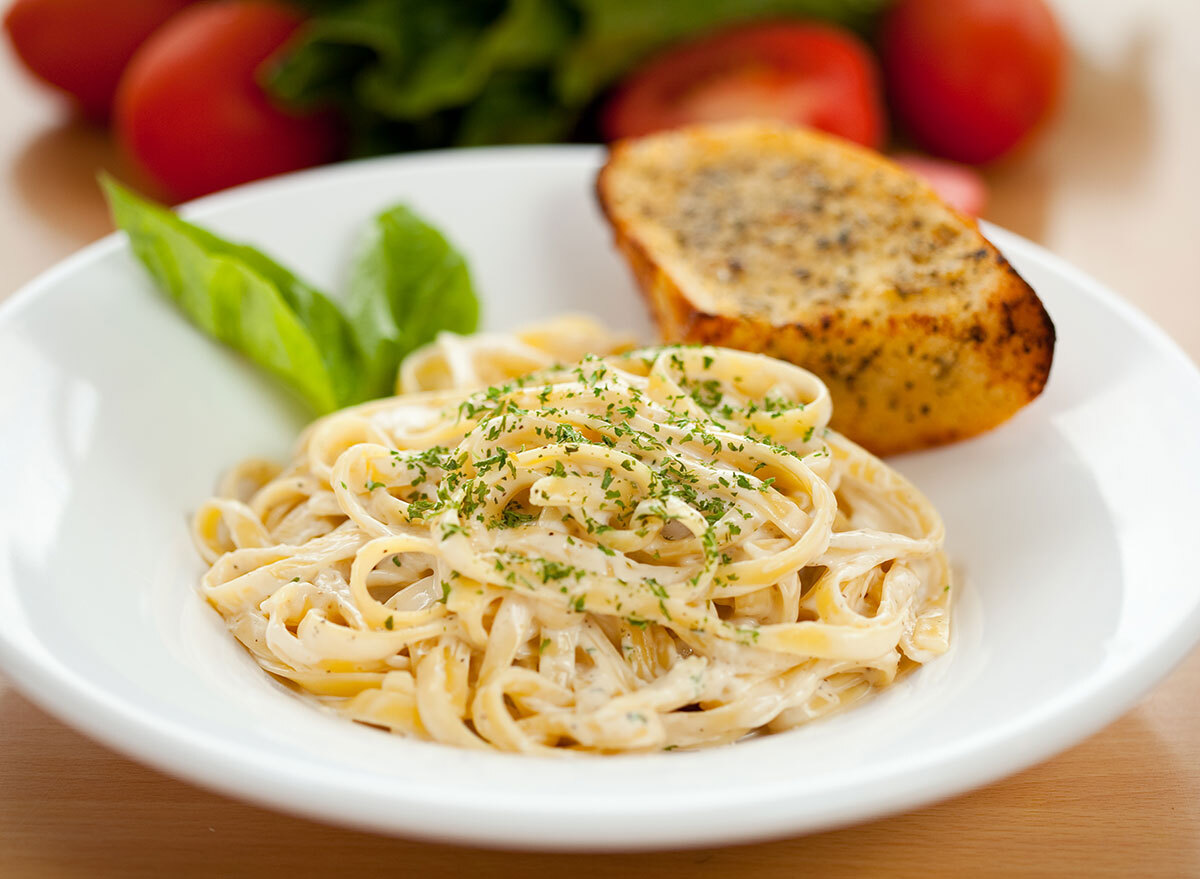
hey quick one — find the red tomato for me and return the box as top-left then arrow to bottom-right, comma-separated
3,0 -> 193,121
114,0 -> 342,201
880,0 -> 1065,164
891,153 -> 988,217
602,22 -> 886,149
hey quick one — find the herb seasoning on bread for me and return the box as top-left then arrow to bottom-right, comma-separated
597,121 -> 1055,455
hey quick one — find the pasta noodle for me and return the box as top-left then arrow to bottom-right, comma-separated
194,316 -> 951,753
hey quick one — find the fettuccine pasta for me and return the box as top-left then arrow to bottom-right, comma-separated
194,316 -> 951,753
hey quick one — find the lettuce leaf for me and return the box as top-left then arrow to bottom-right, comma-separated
103,177 -> 480,414
270,0 -> 572,154
354,0 -> 572,121
456,71 -> 577,146
268,0 -> 890,155
556,0 -> 890,106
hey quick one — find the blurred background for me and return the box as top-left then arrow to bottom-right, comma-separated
1,0 -> 1197,350
1,1 -> 1199,875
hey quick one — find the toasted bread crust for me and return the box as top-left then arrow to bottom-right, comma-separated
597,122 -> 1055,456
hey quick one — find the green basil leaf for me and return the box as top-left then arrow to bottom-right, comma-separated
102,176 -> 357,414
344,204 -> 480,399
103,179 -> 482,412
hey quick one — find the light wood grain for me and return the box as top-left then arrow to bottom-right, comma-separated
2,1 -> 1198,875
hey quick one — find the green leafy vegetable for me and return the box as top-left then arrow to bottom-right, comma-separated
354,0 -> 572,121
102,176 -> 479,414
555,0 -> 887,105
456,71 -> 576,147
269,0 -> 890,155
344,203 -> 479,400
103,177 -> 353,413
271,0 -> 576,153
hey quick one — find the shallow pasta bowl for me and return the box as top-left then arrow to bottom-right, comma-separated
1,147 -> 1199,850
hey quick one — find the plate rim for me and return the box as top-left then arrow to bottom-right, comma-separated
2,145 -> 1200,850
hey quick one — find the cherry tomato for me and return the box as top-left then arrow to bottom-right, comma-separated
602,22 -> 886,149
115,0 -> 342,201
880,0 -> 1066,164
3,0 -> 193,121
892,153 -> 988,217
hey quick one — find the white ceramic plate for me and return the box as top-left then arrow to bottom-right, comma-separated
1,148 -> 1199,851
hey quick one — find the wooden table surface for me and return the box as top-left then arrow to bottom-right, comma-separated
2,2 -> 1198,875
